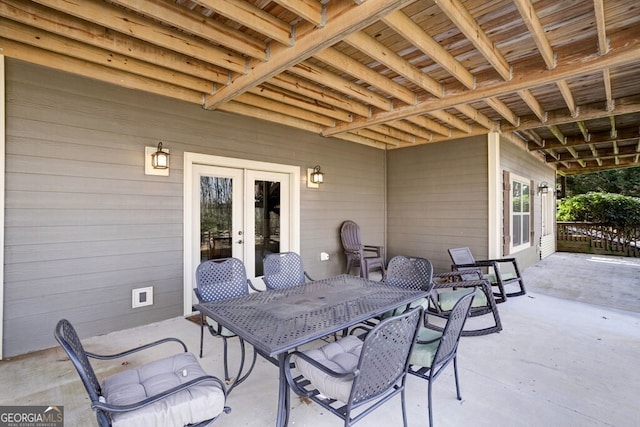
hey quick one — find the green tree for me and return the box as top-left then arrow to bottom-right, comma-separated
557,192 -> 640,227
565,168 -> 640,197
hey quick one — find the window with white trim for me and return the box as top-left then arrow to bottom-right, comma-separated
511,174 -> 531,252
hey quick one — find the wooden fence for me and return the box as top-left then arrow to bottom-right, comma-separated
556,222 -> 640,257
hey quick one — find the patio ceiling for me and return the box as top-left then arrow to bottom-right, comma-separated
1,0 -> 639,176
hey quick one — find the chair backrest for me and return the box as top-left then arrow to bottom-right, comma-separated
54,319 -> 102,404
448,247 -> 476,265
432,289 -> 475,368
384,256 -> 434,291
263,252 -> 307,290
349,307 -> 422,406
340,220 -> 363,252
195,257 -> 249,302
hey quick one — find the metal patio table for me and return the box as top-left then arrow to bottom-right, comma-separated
194,273 -> 429,427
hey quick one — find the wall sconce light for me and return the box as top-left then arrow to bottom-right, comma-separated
538,181 -> 549,194
151,142 -> 170,169
307,165 -> 324,188
145,142 -> 170,176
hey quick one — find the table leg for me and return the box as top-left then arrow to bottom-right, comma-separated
276,353 -> 290,427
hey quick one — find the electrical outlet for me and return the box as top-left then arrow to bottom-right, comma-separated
132,287 -> 153,308
320,252 -> 330,261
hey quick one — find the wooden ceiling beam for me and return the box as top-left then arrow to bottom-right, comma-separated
593,0 -> 609,55
193,0 -> 292,46
269,73 -> 370,118
434,0 -> 511,81
324,31 -> 640,136
219,100 -> 323,133
517,89 -> 547,123
382,10 -> 475,90
387,120 -> 433,141
203,0 -> 415,109
30,0 -> 248,74
506,95 -> 640,133
0,38 -> 202,104
344,31 -> 443,97
529,126 -> 640,151
454,104 -> 495,130
249,85 -> 352,122
0,0 -> 231,84
271,0 -> 325,27
334,132 -> 387,149
289,61 -> 393,111
313,48 -> 416,105
234,92 -> 335,126
428,110 -> 470,133
557,80 -> 578,117
513,0 -> 556,69
406,115 -> 450,137
485,97 -> 519,127
0,18 -> 216,93
107,0 -> 267,60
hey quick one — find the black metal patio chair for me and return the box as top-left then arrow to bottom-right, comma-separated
409,288 -> 475,427
262,251 -> 313,290
340,220 -> 385,279
448,246 -> 526,303
195,257 -> 258,392
54,318 -> 229,427
426,271 -> 502,336
285,307 -> 423,427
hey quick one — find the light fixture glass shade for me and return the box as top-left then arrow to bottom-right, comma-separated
310,165 -> 324,184
538,181 -> 549,194
151,142 -> 169,169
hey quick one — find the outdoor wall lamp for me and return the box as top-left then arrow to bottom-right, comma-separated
310,165 -> 324,184
151,142 -> 170,169
145,142 -> 170,176
307,165 -> 324,188
538,181 -> 549,194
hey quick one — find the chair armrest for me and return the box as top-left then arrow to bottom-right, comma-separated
304,271 -> 314,282
475,257 -> 517,264
453,260 -> 498,269
247,279 -> 263,292
85,337 -> 188,360
91,375 -> 226,412
363,245 -> 383,256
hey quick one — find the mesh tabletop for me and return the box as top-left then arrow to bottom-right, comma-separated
195,274 -> 427,357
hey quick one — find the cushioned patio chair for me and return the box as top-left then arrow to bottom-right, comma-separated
284,307 -> 422,427
55,319 -> 229,427
357,256 -> 434,330
340,220 -> 385,279
195,257 -> 258,392
262,251 -> 313,290
448,247 -> 526,303
409,289 -> 475,427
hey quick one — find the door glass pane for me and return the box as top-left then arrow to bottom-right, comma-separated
254,180 -> 281,276
200,176 -> 233,261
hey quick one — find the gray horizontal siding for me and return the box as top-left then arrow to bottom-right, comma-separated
386,136 -> 488,271
3,59 -> 384,357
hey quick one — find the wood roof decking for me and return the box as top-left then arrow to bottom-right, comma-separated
1,0 -> 639,175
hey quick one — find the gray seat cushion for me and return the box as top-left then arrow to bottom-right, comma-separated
102,352 -> 225,427
294,335 -> 363,403
437,287 -> 487,311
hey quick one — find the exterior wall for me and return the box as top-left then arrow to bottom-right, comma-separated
3,59 -> 385,357
386,136 -> 489,271
500,136 -> 557,269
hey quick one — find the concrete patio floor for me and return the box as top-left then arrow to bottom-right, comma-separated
1,252 -> 639,426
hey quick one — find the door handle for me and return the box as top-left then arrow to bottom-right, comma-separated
236,240 -> 243,244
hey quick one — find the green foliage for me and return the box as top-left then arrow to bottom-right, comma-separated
557,192 -> 640,227
565,168 -> 640,197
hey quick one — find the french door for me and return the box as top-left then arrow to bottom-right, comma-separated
183,153 -> 300,314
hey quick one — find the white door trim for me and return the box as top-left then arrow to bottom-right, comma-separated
183,152 -> 300,315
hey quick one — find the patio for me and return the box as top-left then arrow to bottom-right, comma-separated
1,252 -> 638,426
